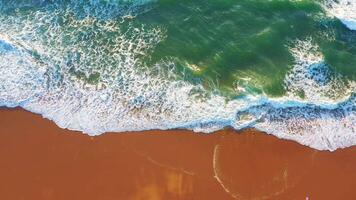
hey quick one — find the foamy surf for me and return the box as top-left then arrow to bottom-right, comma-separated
321,0 -> 356,30
0,0 -> 355,151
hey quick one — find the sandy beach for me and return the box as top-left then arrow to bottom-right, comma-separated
1,108 -> 356,200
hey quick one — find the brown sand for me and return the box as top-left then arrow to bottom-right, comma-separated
0,108 -> 356,200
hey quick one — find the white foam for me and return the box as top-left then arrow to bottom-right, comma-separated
0,37 -> 46,107
0,1 -> 355,151
322,0 -> 356,30
284,38 -> 354,103
0,3 -> 249,135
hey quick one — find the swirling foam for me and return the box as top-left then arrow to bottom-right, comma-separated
284,38 -> 355,103
0,1 -> 355,151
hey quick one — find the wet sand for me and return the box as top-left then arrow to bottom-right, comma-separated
0,108 -> 356,200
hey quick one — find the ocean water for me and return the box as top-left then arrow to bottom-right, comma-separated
0,0 -> 355,150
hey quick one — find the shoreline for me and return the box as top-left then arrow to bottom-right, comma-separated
1,108 -> 356,199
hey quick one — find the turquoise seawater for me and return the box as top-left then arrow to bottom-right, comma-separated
0,0 -> 355,150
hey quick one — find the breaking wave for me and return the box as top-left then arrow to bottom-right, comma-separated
0,0 -> 355,151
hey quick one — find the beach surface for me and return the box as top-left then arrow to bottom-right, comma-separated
1,108 -> 356,200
